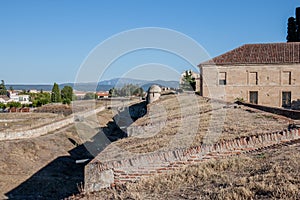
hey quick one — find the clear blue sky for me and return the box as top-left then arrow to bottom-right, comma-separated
0,0 -> 299,84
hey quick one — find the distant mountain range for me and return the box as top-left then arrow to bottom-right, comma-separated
7,78 -> 179,92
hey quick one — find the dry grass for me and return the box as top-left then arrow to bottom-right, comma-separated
0,112 -> 64,132
110,94 -> 289,154
72,142 -> 300,200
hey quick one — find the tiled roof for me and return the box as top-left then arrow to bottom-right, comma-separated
200,42 -> 300,65
0,95 -> 9,101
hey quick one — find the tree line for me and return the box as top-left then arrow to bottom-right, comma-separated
0,80 -> 74,109
108,84 -> 144,97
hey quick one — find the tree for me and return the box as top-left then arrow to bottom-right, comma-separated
287,17 -> 298,42
180,70 -> 196,91
84,92 -> 97,100
132,87 -> 144,96
31,92 -> 51,107
0,80 -> 7,95
7,101 -> 21,108
0,103 -> 6,110
51,83 -> 61,103
61,86 -> 73,103
109,87 -> 117,97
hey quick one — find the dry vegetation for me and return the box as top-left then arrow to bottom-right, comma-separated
110,94 -> 289,154
0,95 -> 295,199
71,141 -> 300,200
0,112 -> 64,132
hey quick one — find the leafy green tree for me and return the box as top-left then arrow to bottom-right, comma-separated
133,87 -> 144,96
118,84 -> 143,96
30,92 -> 51,107
84,92 -> 97,100
61,86 -> 73,103
0,103 -> 6,110
62,98 -> 71,105
7,101 -> 21,108
51,83 -> 61,103
0,80 -> 7,95
180,70 -> 196,91
31,92 -> 51,107
287,17 -> 298,42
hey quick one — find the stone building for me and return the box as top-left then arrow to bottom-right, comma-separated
198,42 -> 300,108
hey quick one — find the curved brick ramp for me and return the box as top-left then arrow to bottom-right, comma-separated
85,128 -> 300,192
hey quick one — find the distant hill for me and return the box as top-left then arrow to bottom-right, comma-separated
6,84 -> 53,91
7,78 -> 179,92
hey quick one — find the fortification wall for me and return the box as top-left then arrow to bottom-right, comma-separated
85,129 -> 300,192
0,106 -> 105,141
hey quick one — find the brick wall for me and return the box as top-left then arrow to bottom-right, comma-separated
85,129 -> 300,192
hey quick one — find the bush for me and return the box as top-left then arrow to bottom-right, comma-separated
0,103 -> 6,110
7,102 -> 22,108
62,98 -> 71,105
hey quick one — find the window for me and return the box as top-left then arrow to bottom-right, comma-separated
249,91 -> 258,104
282,71 -> 291,85
219,72 -> 226,85
249,72 -> 258,85
282,91 -> 291,108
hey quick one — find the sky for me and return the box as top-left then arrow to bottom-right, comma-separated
0,0 -> 299,84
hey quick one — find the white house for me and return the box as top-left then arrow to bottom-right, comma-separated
7,92 -> 31,104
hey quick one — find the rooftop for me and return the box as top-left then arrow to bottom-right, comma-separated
200,42 -> 300,65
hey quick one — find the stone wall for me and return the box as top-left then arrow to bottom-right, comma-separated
237,101 -> 300,119
85,128 -> 300,192
0,106 -> 105,141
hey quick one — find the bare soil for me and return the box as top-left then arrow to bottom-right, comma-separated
0,125 -> 88,200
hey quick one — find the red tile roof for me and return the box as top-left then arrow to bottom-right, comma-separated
0,95 -> 9,101
200,42 -> 300,65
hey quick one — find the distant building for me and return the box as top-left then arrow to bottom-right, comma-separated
96,91 -> 109,99
180,70 -> 200,92
199,42 -> 300,108
74,91 -> 87,100
0,95 -> 9,103
29,89 -> 39,93
7,92 -> 31,104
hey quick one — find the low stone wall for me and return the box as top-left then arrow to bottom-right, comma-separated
0,106 -> 105,141
237,101 -> 300,119
85,129 -> 300,192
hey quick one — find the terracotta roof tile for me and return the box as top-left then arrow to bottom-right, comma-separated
200,42 -> 300,65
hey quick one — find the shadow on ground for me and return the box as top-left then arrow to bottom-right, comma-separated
5,101 -> 147,199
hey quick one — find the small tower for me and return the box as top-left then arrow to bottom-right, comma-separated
147,85 -> 161,103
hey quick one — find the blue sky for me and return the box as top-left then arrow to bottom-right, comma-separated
0,0 -> 299,84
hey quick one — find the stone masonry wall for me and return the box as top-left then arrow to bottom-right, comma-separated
0,106 -> 105,141
85,129 -> 300,192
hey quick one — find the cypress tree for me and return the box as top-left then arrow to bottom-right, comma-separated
287,17 -> 297,42
0,80 -> 7,95
51,83 -> 61,102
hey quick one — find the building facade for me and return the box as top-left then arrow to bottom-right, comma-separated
199,43 -> 300,108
